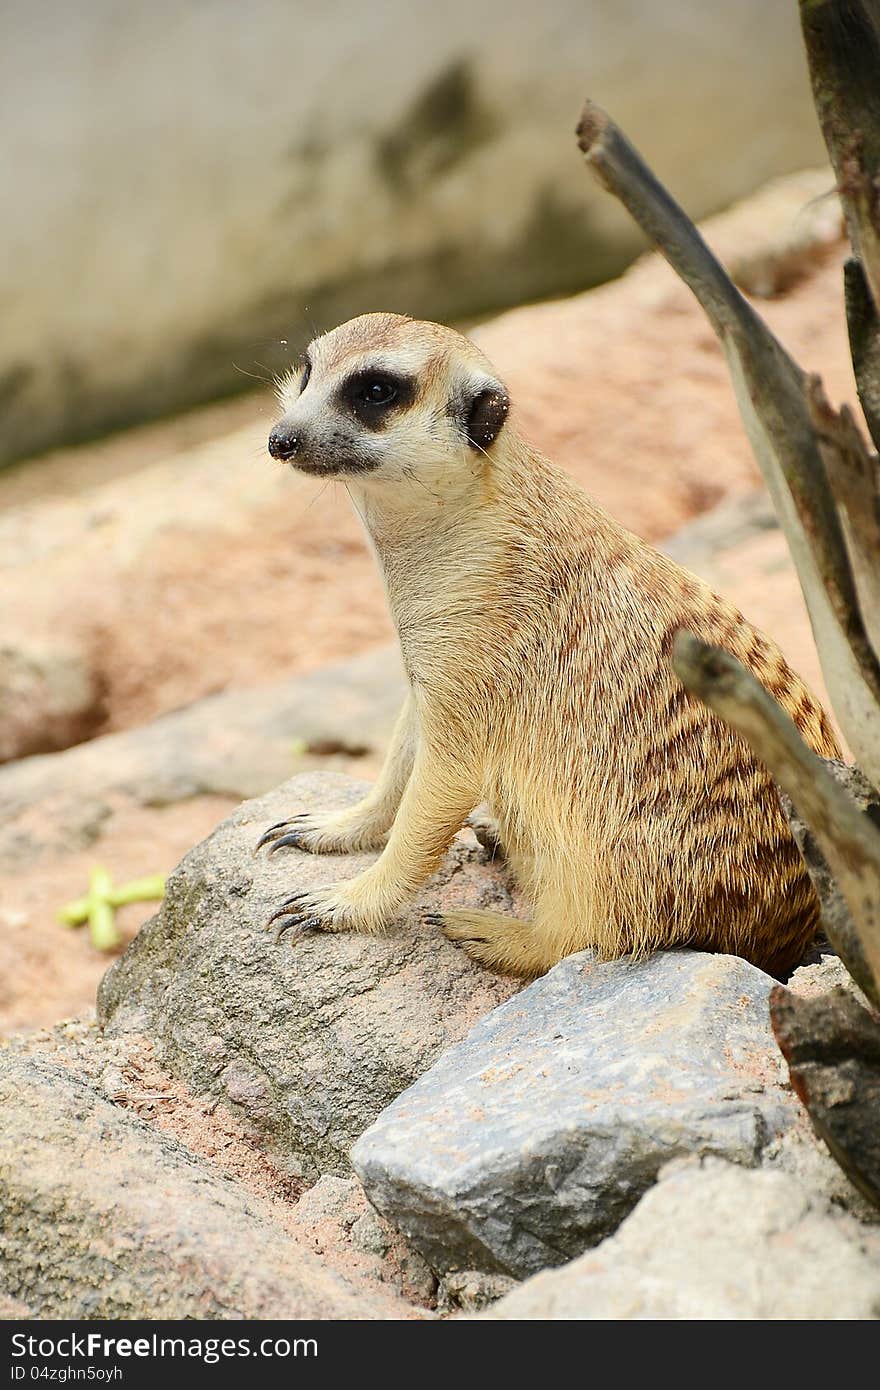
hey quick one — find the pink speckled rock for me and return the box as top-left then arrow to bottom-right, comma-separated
99,772 -> 520,1182
0,1049 -> 412,1319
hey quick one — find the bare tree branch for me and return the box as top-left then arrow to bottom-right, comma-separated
800,0 -> 880,313
578,15 -> 880,1212
576,101 -> 880,788
807,374 -> 880,662
672,631 -> 880,1004
844,256 -> 880,452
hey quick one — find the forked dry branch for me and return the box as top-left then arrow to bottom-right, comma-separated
575,0 -> 880,1205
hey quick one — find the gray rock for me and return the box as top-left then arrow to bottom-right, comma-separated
482,1158 -> 880,1319
99,771 -> 519,1182
0,640 -> 104,764
0,647 -> 404,866
761,1126 -> 880,1226
352,950 -> 799,1277
291,1175 -> 365,1235
0,1049 -> 412,1319
787,951 -> 868,1004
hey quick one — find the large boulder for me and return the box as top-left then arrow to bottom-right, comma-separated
482,1158 -> 880,1319
99,771 -> 520,1182
0,1048 -> 414,1319
352,950 -> 800,1277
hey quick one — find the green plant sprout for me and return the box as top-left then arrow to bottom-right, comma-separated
58,867 -> 166,951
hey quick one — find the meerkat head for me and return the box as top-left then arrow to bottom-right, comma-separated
267,313 -> 510,491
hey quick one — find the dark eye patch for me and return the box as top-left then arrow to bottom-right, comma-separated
299,356 -> 312,393
338,369 -> 416,429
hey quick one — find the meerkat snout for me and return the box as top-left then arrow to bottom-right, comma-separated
267,424 -> 300,461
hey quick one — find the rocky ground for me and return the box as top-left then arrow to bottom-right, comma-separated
2,168 -> 878,1319
2,772 -> 878,1318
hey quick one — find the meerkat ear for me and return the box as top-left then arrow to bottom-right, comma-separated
464,381 -> 509,452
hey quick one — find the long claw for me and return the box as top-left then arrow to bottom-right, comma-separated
274,915 -> 301,944
254,823 -> 289,853
267,831 -> 310,855
281,890 -> 312,909
264,893 -> 313,928
423,912 -> 445,928
254,816 -> 309,853
274,914 -> 324,945
288,916 -> 324,944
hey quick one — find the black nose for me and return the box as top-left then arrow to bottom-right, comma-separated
268,426 -> 299,460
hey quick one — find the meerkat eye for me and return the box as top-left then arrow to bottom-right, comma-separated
359,379 -> 397,406
299,359 -> 312,393
341,369 -> 415,422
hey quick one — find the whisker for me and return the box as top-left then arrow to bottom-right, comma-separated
302,479 -> 332,513
402,464 -> 442,501
452,424 -> 493,477
343,481 -> 369,530
231,361 -> 272,385
302,309 -> 326,342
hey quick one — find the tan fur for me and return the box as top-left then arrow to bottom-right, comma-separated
262,312 -> 840,979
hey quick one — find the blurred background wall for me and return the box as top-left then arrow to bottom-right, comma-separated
2,0 -> 824,466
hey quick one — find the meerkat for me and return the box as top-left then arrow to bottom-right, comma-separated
255,312 -> 840,979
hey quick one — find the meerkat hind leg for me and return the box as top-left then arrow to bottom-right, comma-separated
434,910 -> 558,979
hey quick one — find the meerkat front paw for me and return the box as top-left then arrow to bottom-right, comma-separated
262,879 -> 386,945
254,809 -> 387,857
